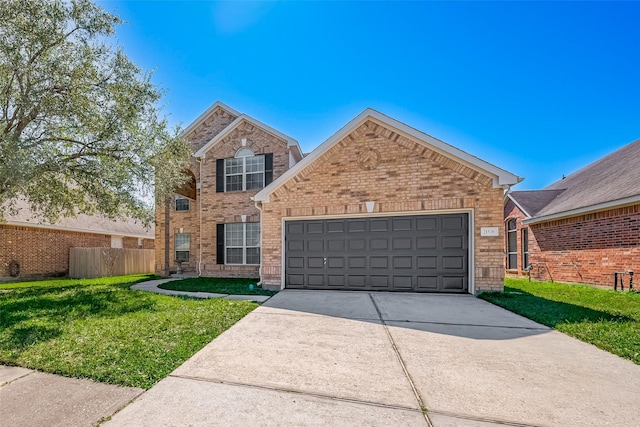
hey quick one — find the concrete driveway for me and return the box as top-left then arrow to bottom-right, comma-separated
106,291 -> 640,427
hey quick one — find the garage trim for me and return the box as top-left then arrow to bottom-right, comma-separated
280,209 -> 475,293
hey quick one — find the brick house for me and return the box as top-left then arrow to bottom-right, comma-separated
1,199 -> 154,279
504,139 -> 640,286
159,102 -> 520,293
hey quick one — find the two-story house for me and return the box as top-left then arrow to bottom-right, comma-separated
155,102 -> 303,279
157,102 -> 521,294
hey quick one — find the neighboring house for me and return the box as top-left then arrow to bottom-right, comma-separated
158,101 -> 520,293
505,139 -> 640,286
1,199 -> 154,278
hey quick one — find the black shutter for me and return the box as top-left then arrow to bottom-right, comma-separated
216,159 -> 224,193
216,223 -> 225,264
264,153 -> 273,186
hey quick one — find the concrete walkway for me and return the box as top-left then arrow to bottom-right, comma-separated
130,278 -> 272,303
105,291 -> 640,427
0,366 -> 141,427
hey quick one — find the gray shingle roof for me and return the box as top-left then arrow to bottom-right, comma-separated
1,199 -> 153,238
508,190 -> 566,217
511,139 -> 640,221
537,139 -> 640,217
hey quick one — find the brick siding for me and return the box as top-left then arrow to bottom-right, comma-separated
155,115 -> 292,278
260,119 -> 506,293
504,200 -> 639,287
0,224 -> 153,278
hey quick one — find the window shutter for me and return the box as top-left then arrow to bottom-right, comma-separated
264,153 -> 273,186
216,223 -> 225,264
216,159 -> 224,193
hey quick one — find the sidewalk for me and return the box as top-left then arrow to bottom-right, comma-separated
0,366 -> 141,427
130,277 -> 272,303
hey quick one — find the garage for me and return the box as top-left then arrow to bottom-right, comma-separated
284,213 -> 469,293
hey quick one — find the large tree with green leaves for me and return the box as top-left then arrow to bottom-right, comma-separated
0,0 -> 191,224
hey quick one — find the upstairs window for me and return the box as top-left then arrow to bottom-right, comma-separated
506,219 -> 517,270
175,196 -> 190,211
216,150 -> 273,193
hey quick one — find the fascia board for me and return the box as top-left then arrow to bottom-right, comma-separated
523,194 -> 640,225
179,101 -> 241,138
2,220 -> 152,239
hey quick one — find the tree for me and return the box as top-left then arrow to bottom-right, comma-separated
0,0 -> 191,225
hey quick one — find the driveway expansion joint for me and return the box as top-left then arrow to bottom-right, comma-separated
168,373 -> 422,414
428,409 -> 548,427
368,293 -> 433,427
0,369 -> 34,387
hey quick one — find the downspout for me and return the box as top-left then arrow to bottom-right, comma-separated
253,198 -> 263,286
196,155 -> 205,276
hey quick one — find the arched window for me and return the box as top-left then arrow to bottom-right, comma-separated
235,147 -> 255,158
506,218 -> 517,270
224,147 -> 265,191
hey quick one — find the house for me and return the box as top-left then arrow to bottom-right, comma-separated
157,102 -> 521,293
1,199 -> 154,279
504,139 -> 640,286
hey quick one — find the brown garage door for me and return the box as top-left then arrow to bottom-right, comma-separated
285,214 -> 469,292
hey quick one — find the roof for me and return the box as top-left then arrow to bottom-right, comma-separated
506,190 -> 565,217
523,139 -> 640,224
254,108 -> 522,202
1,199 -> 153,239
193,113 -> 302,158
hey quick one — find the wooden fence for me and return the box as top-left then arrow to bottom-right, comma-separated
69,248 -> 155,279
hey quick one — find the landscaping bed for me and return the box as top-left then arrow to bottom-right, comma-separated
158,277 -> 277,296
0,275 -> 257,389
481,278 -> 640,364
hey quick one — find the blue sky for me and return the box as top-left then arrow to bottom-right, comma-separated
100,1 -> 640,189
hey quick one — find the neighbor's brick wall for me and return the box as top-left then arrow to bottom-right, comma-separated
526,204 -> 640,286
1,224 -> 110,277
155,118 -> 292,278
260,119 -> 506,292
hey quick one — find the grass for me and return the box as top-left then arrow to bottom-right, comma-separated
480,278 -> 640,364
0,275 -> 257,389
158,277 -> 278,296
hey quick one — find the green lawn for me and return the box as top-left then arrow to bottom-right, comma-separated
0,275 -> 257,389
481,278 -> 640,364
158,277 -> 277,296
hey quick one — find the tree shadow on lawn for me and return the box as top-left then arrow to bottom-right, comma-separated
0,285 -> 158,350
480,287 -> 636,328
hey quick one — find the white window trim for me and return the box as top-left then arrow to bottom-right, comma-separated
175,233 -> 190,263
225,223 -> 260,265
521,228 -> 529,270
506,219 -> 517,270
175,196 -> 190,211
224,155 -> 265,192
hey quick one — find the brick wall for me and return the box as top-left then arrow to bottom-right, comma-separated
1,224 -> 110,278
260,119 -> 506,293
155,117 -> 292,278
504,200 -> 639,286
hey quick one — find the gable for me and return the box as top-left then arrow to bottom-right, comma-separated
267,119 -> 497,204
255,109 -> 521,202
193,115 -> 301,159
182,103 -> 239,152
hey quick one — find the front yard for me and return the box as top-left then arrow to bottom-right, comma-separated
481,278 -> 640,365
0,275 -> 257,389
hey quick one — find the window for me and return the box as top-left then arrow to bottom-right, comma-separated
224,223 -> 260,265
175,233 -> 190,263
217,151 -> 273,193
175,196 -> 190,211
111,236 -> 123,248
224,149 -> 265,192
506,219 -> 517,270
522,228 -> 529,270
